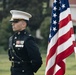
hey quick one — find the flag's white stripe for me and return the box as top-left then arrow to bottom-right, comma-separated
60,8 -> 71,21
53,64 -> 61,75
45,53 -> 66,75
47,21 -> 73,55
57,37 -> 73,55
46,7 -> 74,75
45,53 -> 56,75
72,34 -> 75,41
58,21 -> 72,37
47,34 -> 58,55
46,24 -> 74,74
53,59 -> 66,75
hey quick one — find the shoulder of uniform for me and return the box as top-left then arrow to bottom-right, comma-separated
28,34 -> 34,39
23,30 -> 35,41
27,34 -> 35,41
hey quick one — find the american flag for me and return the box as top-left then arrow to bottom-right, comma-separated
45,0 -> 75,75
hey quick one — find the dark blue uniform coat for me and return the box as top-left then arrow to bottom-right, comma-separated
8,30 -> 42,75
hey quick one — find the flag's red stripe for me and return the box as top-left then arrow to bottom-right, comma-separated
55,61 -> 65,75
59,14 -> 71,28
45,1 -> 74,75
46,53 -> 66,75
46,64 -> 56,75
56,45 -> 74,63
46,28 -> 73,65
46,45 -> 73,75
46,13 -> 73,65
71,28 -> 74,34
54,45 -> 74,75
46,45 -> 74,75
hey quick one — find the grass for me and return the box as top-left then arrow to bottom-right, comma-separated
0,54 -> 11,75
0,53 -> 76,75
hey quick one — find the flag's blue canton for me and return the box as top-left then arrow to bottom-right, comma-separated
48,0 -> 70,42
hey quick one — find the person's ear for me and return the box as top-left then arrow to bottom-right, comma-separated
22,21 -> 27,27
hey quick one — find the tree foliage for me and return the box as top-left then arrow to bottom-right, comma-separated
0,17 -> 12,50
3,0 -> 45,30
0,0 -> 51,50
1,0 -> 51,30
40,17 -> 51,48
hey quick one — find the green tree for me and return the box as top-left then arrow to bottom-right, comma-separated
0,16 -> 12,50
0,0 -> 51,51
2,0 -> 50,30
40,17 -> 51,48
3,0 -> 44,30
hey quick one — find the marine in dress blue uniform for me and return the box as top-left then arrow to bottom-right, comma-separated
8,10 -> 42,75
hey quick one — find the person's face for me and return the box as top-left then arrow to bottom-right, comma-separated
11,20 -> 25,32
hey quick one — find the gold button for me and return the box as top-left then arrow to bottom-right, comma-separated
12,57 -> 14,59
13,43 -> 15,46
14,37 -> 17,39
24,32 -> 26,34
22,70 -> 24,72
18,62 -> 20,64
22,60 -> 24,62
18,48 -> 20,50
18,32 -> 20,35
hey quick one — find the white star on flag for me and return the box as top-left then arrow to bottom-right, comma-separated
62,4 -> 65,8
54,0 -> 57,3
53,6 -> 57,11
53,27 -> 57,31
45,0 -> 75,75
53,20 -> 57,25
53,13 -> 57,18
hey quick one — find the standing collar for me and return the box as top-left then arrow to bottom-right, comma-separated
17,29 -> 27,35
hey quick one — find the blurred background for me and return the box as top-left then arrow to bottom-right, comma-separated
0,0 -> 76,75
0,0 -> 51,52
0,0 -> 76,53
